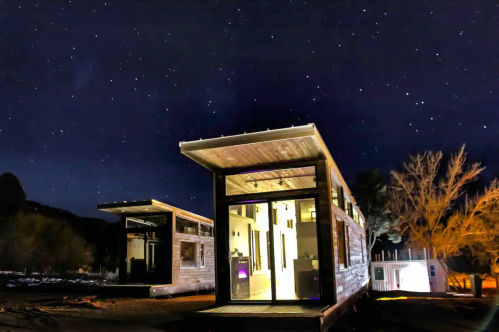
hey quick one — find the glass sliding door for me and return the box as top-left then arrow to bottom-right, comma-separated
229,203 -> 271,300
271,198 -> 320,300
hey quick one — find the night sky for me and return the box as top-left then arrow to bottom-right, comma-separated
1,1 -> 499,221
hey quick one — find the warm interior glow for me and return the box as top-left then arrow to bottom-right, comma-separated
228,198 -> 320,301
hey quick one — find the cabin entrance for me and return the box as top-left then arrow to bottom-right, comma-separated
229,198 -> 320,302
125,215 -> 172,284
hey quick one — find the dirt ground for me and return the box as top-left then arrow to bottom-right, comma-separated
0,291 -> 498,332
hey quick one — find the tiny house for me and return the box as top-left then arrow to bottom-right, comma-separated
179,124 -> 369,331
97,199 -> 215,297
370,249 -> 448,293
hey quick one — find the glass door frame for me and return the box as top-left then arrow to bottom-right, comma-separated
227,193 -> 322,305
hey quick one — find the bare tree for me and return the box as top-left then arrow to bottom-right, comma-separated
390,146 -> 499,259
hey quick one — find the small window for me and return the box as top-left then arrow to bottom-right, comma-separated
176,217 -> 198,235
180,242 -> 196,268
226,166 -> 316,196
360,235 -> 365,264
374,267 -> 385,280
353,209 -> 360,223
287,219 -> 293,229
200,224 -> 213,237
430,265 -> 436,277
345,224 -> 350,266
332,186 -> 339,206
337,219 -> 348,269
200,243 -> 205,267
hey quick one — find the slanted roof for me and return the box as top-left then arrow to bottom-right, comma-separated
179,123 -> 353,199
96,199 -> 213,224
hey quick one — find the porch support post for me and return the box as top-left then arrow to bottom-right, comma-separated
316,159 -> 335,303
214,170 -> 230,304
119,215 -> 127,284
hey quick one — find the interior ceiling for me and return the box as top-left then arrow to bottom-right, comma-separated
188,136 -> 323,169
226,166 -> 316,196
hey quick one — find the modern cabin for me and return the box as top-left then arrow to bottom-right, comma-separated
97,199 -> 215,297
179,124 -> 369,331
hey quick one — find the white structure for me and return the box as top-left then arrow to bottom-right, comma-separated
371,249 -> 449,293
427,259 -> 449,293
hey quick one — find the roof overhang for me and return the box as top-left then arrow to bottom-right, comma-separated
97,199 -> 213,224
179,123 -> 352,198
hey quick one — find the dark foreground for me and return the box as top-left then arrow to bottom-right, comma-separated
0,291 -> 497,332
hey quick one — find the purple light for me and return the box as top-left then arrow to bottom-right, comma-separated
238,199 -> 265,204
238,271 -> 248,278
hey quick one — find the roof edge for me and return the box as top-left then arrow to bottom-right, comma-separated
180,124 -> 316,153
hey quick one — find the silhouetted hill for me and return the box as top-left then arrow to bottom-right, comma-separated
25,201 -> 120,271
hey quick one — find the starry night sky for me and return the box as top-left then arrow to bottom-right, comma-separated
1,1 -> 499,221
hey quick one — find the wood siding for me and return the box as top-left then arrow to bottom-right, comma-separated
172,212 -> 215,286
331,205 -> 369,304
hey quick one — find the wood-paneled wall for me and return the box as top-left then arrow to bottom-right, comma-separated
172,213 -> 215,286
331,205 -> 369,305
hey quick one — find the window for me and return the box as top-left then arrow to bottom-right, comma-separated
374,267 -> 385,280
252,230 -> 262,271
429,265 -> 436,277
337,219 -> 348,269
200,224 -> 213,237
332,186 -> 339,206
126,216 -> 168,228
225,166 -> 316,196
360,235 -> 365,264
344,197 -> 351,216
287,219 -> 293,229
353,209 -> 360,223
346,224 -> 351,266
176,217 -> 198,235
339,186 -> 345,211
330,168 -> 340,207
200,243 -> 206,267
299,200 -> 316,222
180,242 -> 196,268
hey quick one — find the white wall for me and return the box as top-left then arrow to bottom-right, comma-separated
427,259 -> 449,293
371,261 -> 431,292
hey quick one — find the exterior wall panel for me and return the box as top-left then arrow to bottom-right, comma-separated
332,205 -> 369,305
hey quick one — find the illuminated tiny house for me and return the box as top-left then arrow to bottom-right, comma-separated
97,199 -> 215,296
180,124 -> 369,330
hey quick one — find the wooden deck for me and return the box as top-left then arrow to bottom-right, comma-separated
195,304 -> 330,317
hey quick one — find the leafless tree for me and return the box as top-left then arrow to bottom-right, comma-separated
390,146 -> 499,260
